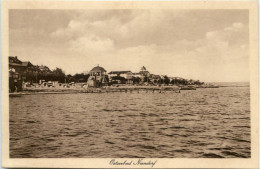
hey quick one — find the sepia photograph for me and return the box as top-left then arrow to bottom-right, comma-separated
1,0 -> 259,168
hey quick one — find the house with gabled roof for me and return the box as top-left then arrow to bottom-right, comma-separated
9,56 -> 36,92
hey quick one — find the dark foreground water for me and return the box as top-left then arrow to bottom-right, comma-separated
9,86 -> 250,158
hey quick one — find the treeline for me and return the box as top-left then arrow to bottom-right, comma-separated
25,67 -> 66,83
154,76 -> 204,85
111,75 -> 204,85
25,67 -> 93,83
66,73 -> 90,83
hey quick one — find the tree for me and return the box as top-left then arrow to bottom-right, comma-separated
71,73 -> 90,83
170,79 -> 176,85
53,67 -> 64,75
111,76 -> 126,84
163,75 -> 170,85
143,76 -> 150,83
133,77 -> 141,84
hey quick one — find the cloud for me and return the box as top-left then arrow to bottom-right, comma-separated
50,10 -> 191,48
10,10 -> 249,82
183,22 -> 249,82
69,35 -> 115,54
50,18 -> 249,82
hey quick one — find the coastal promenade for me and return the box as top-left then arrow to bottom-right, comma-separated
10,85 -> 182,96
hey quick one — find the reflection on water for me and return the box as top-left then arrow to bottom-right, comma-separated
9,87 -> 250,158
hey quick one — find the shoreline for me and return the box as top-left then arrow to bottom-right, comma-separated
9,85 -> 249,96
10,86 -> 181,96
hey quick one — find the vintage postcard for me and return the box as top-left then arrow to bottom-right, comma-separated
1,0 -> 259,168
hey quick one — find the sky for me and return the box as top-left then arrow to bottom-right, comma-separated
9,9 -> 249,82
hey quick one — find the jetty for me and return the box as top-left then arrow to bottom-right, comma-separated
102,85 -> 180,93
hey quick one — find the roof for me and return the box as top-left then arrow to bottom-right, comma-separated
139,70 -> 150,74
90,65 -> 106,73
9,56 -> 22,64
140,66 -> 147,71
21,61 -> 34,67
9,63 -> 26,67
139,66 -> 149,74
38,65 -> 49,69
108,71 -> 132,74
152,74 -> 161,78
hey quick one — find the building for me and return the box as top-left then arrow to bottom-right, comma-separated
125,71 -> 134,84
132,73 -> 142,78
108,71 -> 133,84
37,65 -> 51,73
150,74 -> 161,83
139,66 -> 150,77
9,56 -> 35,92
108,71 -> 132,78
87,65 -> 107,87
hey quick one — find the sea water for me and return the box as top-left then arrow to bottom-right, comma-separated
9,84 -> 250,158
